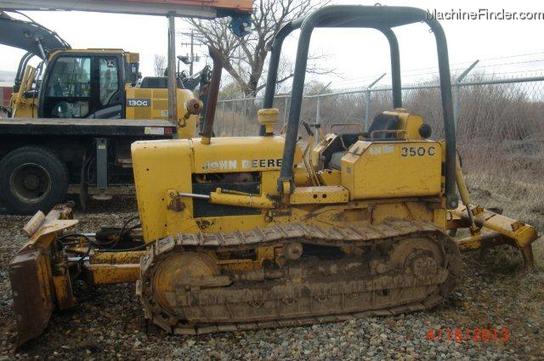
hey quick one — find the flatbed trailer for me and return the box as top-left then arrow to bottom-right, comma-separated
0,118 -> 177,213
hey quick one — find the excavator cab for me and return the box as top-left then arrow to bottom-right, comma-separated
38,49 -> 134,119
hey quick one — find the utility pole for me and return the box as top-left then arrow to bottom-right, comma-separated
189,30 -> 194,75
179,29 -> 205,75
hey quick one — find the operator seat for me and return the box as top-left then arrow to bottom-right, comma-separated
328,113 -> 401,170
323,133 -> 361,169
367,113 -> 400,139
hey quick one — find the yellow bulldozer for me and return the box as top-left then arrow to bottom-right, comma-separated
9,5 -> 538,347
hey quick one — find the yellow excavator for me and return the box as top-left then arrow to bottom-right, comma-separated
8,44 -> 204,138
0,1 -> 252,213
2,1 -> 253,133
9,5 -> 538,347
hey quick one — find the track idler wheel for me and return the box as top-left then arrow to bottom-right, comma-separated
389,237 -> 443,278
389,235 -> 462,303
138,251 -> 232,332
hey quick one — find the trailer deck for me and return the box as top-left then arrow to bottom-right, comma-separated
0,118 -> 177,137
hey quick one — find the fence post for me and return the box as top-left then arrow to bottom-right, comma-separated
364,73 -> 387,130
316,94 -> 321,122
364,90 -> 371,130
221,100 -> 226,135
232,100 -> 236,136
241,94 -> 247,136
283,96 -> 288,126
454,60 -> 479,128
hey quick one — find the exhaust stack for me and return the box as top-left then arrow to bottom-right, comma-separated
200,46 -> 223,144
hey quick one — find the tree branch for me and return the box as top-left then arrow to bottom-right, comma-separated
188,0 -> 332,96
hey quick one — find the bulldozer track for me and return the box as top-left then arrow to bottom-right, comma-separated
137,219 -> 462,335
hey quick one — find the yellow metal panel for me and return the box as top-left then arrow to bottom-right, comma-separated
371,202 -> 435,224
125,87 -> 197,138
126,87 -> 165,119
11,96 -> 37,118
261,171 -> 280,196
132,139 -> 194,242
290,186 -> 349,205
53,273 -> 77,309
171,214 -> 267,234
342,140 -> 442,200
90,250 -> 146,264
383,110 -> 424,140
294,167 -> 311,186
317,169 -> 342,185
132,136 -> 303,241
175,89 -> 197,138
191,136 -> 302,173
404,113 -> 425,140
87,264 -> 140,284
433,208 -> 447,229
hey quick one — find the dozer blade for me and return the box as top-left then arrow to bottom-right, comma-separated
10,248 -> 55,346
451,204 -> 538,267
9,204 -> 78,347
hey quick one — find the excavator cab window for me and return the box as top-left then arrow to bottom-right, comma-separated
44,56 -> 91,118
99,57 -> 120,106
40,54 -> 124,119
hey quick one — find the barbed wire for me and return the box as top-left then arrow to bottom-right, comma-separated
332,53 -> 544,89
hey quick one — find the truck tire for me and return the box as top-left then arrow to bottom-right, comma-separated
0,146 -> 69,214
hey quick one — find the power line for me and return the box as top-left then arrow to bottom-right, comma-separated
474,50 -> 544,62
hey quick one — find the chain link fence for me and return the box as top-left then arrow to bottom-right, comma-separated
216,74 -> 544,227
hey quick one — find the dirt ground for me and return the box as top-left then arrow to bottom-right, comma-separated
0,183 -> 542,360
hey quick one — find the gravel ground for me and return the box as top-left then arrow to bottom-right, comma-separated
0,190 -> 542,361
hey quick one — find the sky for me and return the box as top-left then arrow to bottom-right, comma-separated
0,0 -> 543,91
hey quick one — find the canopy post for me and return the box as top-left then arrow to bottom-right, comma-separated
167,14 -> 177,124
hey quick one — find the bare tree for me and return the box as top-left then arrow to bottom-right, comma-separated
153,55 -> 166,77
189,0 -> 331,97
